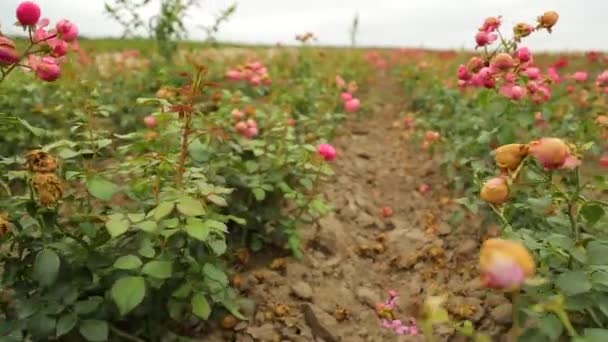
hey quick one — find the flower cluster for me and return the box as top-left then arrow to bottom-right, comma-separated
335,75 -> 361,113
364,51 -> 388,70
422,130 -> 440,150
0,1 -> 78,83
225,60 -> 271,86
232,108 -> 258,139
457,12 -> 563,103
481,138 -> 580,205
375,291 -> 419,335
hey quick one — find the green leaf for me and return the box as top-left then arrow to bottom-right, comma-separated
142,261 -> 172,279
206,219 -> 228,232
127,213 -> 145,223
153,201 -> 174,221
580,204 -> 605,225
252,188 -> 266,201
209,239 -> 227,256
33,249 -> 60,287
105,214 -> 129,238
172,283 -> 192,299
203,263 -> 227,285
86,176 -> 118,201
176,196 -> 206,216
584,328 -> 608,342
138,238 -> 156,258
17,117 -> 46,136
587,242 -> 608,265
111,276 -> 146,316
74,297 -> 102,315
556,271 -> 591,296
191,293 -> 211,320
538,314 -> 563,340
79,320 -> 108,342
28,312 -> 56,337
207,194 -> 228,207
56,311 -> 77,337
185,218 -> 210,241
134,220 -> 157,233
113,255 -> 143,270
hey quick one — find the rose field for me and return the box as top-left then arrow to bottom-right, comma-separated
1,2 -> 608,342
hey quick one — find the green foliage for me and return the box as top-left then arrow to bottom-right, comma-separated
0,39 -> 364,340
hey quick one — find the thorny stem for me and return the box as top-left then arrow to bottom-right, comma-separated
175,108 -> 192,189
568,168 -> 581,241
491,204 -> 512,229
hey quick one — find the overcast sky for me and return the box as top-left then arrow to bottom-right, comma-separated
1,0 -> 606,51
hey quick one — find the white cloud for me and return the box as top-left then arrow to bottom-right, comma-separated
0,0 -> 606,51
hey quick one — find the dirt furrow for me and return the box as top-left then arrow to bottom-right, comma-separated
205,74 -> 510,342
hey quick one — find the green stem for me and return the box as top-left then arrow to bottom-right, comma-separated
555,309 -> 578,337
421,320 -> 436,342
512,292 -> 521,337
568,168 -> 581,241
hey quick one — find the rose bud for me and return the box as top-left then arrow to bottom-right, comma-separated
480,177 -> 509,205
528,137 -> 580,170
479,238 -> 535,291
537,11 -> 559,32
513,22 -> 534,38
494,143 -> 529,171
490,53 -> 514,72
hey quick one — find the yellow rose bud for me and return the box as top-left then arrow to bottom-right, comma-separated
494,144 -> 528,171
480,177 -> 509,205
479,238 -> 535,291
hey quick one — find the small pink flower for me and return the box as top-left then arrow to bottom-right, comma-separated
48,38 -> 68,57
33,56 -> 61,81
424,131 -> 440,142
16,1 -> 41,26
245,125 -> 259,138
479,16 -> 501,33
231,109 -> 245,121
523,67 -> 541,80
249,75 -> 262,86
317,143 -> 336,161
596,70 -> 608,87
457,64 -> 471,81
547,67 -> 560,83
515,47 -> 531,63
235,121 -> 248,134
344,98 -> 360,113
341,92 -> 353,101
572,71 -> 588,82
504,85 -> 525,100
143,115 -> 157,129
0,37 -> 19,66
418,183 -> 430,194
475,31 -> 497,47
56,19 -> 78,42
599,155 -> 608,168
226,69 -> 242,81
